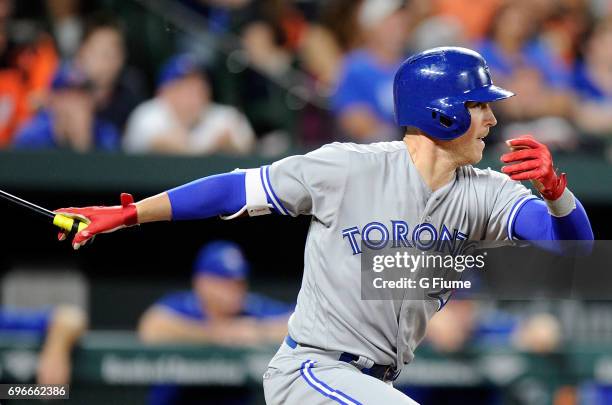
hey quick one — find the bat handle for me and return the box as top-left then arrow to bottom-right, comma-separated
53,214 -> 89,234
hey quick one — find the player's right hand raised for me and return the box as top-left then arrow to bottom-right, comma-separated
55,193 -> 139,250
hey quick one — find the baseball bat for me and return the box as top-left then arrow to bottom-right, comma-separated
0,189 -> 88,234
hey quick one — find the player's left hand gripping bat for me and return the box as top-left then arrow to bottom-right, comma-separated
0,189 -> 88,235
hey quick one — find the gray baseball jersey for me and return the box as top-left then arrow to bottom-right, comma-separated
245,140 -> 534,369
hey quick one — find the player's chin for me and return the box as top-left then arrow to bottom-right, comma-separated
471,139 -> 486,162
464,149 -> 484,165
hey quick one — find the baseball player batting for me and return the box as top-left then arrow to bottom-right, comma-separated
56,47 -> 593,404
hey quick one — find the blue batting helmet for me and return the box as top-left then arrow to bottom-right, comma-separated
393,47 -> 514,140
193,240 -> 250,279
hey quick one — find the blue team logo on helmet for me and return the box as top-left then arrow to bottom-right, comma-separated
393,47 -> 514,140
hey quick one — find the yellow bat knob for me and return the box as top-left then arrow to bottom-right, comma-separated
53,214 -> 89,233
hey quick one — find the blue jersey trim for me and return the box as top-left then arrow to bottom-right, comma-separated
262,165 -> 289,215
259,166 -> 278,215
285,335 -> 298,349
437,297 -> 446,311
506,195 -> 539,240
260,166 -> 286,215
300,360 -> 362,405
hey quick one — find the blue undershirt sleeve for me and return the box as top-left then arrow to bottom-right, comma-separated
166,172 -> 247,220
512,198 -> 594,242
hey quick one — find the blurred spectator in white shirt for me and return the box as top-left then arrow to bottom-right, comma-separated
124,54 -> 255,155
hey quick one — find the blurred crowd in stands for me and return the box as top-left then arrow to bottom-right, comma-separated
1,0 -> 612,158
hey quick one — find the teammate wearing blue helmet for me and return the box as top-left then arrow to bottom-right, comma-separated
138,240 -> 293,345
139,241 -> 293,405
58,47 -> 593,404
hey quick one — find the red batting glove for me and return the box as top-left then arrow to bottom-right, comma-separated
500,135 -> 567,201
55,193 -> 138,250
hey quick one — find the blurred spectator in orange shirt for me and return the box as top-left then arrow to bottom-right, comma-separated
13,64 -> 120,151
435,0 -> 501,41
75,12 -> 146,132
0,69 -> 27,148
0,0 -> 58,148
